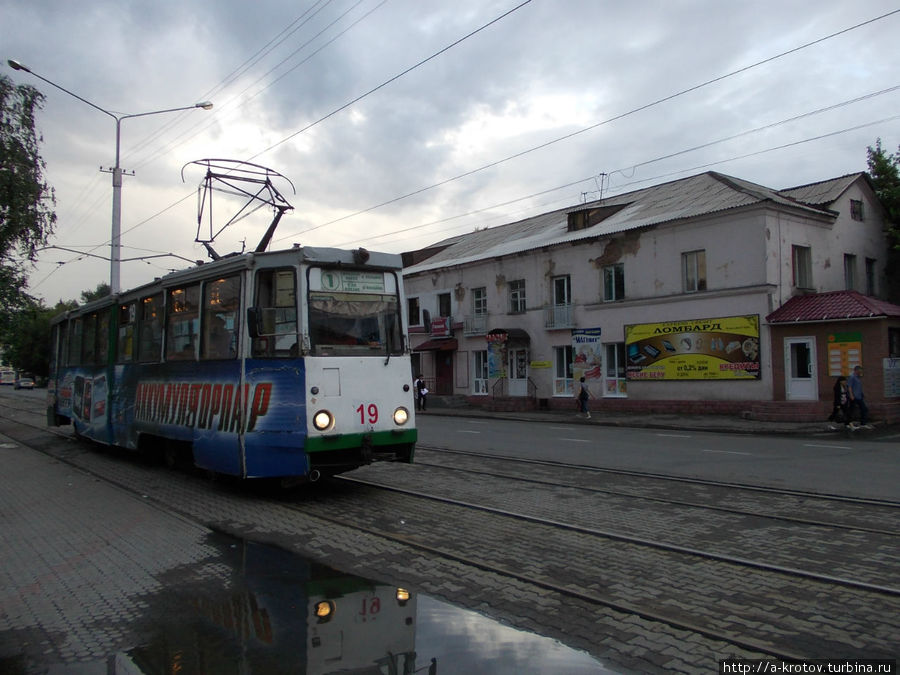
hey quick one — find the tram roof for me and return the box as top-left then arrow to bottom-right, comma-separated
51,246 -> 402,323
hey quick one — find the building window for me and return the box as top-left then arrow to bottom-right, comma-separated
792,245 -> 813,289
438,292 -> 451,318
473,350 -> 489,394
866,258 -> 877,296
509,279 -> 526,313
472,287 -> 486,316
605,343 -> 626,396
682,250 -> 706,292
553,345 -> 574,396
850,199 -> 864,221
843,254 -> 857,291
408,297 -> 421,326
890,328 -> 900,358
603,263 -> 625,301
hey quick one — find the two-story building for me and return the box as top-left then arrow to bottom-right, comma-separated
403,170 -> 900,421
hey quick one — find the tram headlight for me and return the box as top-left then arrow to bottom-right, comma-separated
396,588 -> 411,606
393,407 -> 410,426
315,600 -> 335,623
313,410 -> 334,431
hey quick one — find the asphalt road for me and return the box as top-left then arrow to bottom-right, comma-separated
417,414 -> 900,501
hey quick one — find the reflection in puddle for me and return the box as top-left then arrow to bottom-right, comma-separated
3,532 -> 613,674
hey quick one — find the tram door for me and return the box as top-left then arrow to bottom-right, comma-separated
508,347 -> 528,397
785,337 -> 817,400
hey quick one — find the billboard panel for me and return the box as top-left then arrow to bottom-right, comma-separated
625,315 -> 760,380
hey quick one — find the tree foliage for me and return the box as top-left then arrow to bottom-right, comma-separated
867,139 -> 900,302
867,139 -> 900,236
0,73 -> 57,322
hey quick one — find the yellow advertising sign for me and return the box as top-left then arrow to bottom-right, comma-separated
625,315 -> 760,380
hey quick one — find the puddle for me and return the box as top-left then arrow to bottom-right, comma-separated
1,532 -> 615,674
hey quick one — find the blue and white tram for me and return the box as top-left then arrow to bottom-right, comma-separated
47,246 -> 416,481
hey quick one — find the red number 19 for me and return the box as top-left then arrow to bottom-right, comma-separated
356,403 -> 378,424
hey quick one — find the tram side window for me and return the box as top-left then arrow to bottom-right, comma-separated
95,309 -> 110,365
68,318 -> 83,366
137,294 -> 163,362
118,303 -> 136,363
166,284 -> 200,360
82,314 -> 97,365
252,269 -> 298,358
202,276 -> 240,360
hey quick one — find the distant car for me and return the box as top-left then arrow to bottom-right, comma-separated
14,378 -> 34,390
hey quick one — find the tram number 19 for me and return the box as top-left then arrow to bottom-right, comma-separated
356,403 -> 378,424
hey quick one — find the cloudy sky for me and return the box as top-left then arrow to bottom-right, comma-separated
3,1 -> 898,304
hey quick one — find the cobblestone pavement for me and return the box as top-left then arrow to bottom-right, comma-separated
0,420 -> 775,674
1,403 -> 897,673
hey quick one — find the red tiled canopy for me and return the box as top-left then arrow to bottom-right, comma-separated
766,290 -> 900,323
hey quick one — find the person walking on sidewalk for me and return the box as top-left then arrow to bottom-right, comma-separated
828,375 -> 851,428
847,365 -> 872,429
415,374 -> 428,412
577,377 -> 592,419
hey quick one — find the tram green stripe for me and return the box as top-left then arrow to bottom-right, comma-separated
305,429 -> 417,453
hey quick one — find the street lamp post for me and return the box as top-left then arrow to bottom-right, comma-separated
7,59 -> 212,295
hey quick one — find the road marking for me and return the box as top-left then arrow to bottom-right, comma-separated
465,420 -> 489,425
804,443 -> 852,450
656,433 -> 692,438
549,426 -> 573,431
456,430 -> 481,434
559,438 -> 591,443
701,449 -> 752,455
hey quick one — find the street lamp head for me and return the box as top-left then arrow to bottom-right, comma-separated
196,101 -> 214,110
7,59 -> 30,73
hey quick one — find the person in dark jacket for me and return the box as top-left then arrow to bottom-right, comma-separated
827,375 -> 850,427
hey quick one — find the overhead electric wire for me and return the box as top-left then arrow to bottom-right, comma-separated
332,111 -> 900,250
245,0 -> 535,162
125,0 -> 339,167
29,8 -> 899,295
274,7 -> 900,243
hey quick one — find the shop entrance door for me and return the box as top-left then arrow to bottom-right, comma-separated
785,337 -> 817,400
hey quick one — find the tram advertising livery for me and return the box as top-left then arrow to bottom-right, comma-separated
46,246 -> 416,483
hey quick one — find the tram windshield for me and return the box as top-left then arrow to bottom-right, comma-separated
309,291 -> 402,356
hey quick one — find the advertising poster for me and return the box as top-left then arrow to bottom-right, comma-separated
625,315 -> 760,380
572,328 -> 603,381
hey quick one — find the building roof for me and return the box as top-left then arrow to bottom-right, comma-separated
766,290 -> 900,323
405,171 -> 840,275
778,173 -> 862,207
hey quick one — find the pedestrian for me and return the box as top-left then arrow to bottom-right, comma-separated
577,376 -> 592,419
415,374 -> 428,412
847,365 -> 872,429
827,375 -> 850,428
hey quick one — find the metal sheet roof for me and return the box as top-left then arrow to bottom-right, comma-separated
405,171 -> 840,275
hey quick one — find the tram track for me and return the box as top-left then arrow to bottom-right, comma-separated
413,445 -> 900,537
2,397 -> 899,662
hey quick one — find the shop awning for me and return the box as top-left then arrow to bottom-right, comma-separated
486,328 -> 530,343
413,338 -> 458,351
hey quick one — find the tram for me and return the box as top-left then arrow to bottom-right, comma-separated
46,245 -> 417,482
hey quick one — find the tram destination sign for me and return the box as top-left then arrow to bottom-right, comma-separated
320,270 -> 386,293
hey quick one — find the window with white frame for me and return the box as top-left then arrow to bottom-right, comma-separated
508,279 -> 526,313
792,245 -> 813,289
681,250 -> 706,292
605,343 -> 626,396
553,345 -> 574,396
472,287 -> 486,316
844,254 -> 857,291
603,263 -> 624,301
553,275 -> 571,306
473,350 -> 489,394
408,297 -> 421,326
866,258 -> 877,296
